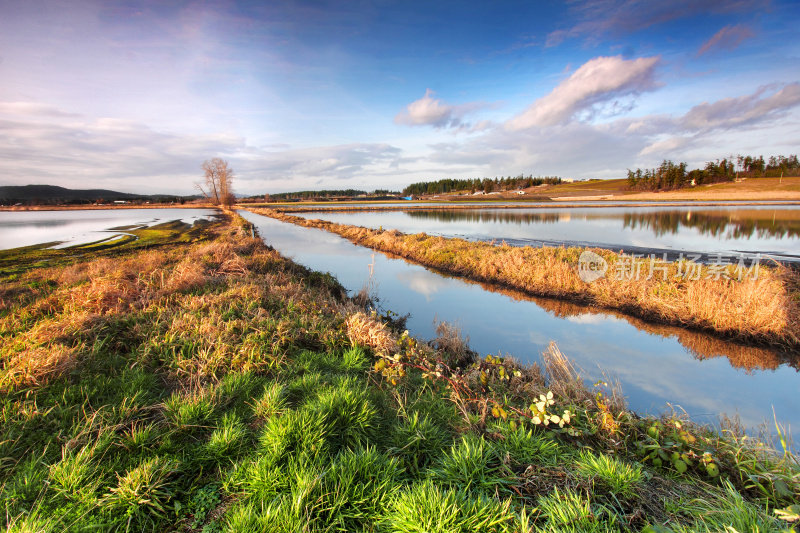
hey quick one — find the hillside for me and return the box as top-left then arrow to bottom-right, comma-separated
0,184 -> 193,205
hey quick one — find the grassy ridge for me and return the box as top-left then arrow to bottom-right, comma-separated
253,208 -> 800,350
1,212 -> 798,531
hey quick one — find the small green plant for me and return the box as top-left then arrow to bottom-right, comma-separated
382,479 -> 517,533
102,456 -> 179,522
306,377 -> 376,453
204,412 -> 248,460
163,390 -> 215,430
635,419 -> 721,479
429,434 -> 513,494
49,442 -> 104,503
492,424 -> 561,466
573,450 -> 643,499
536,487 -> 619,532
190,483 -> 222,529
250,381 -> 288,419
389,411 -> 452,474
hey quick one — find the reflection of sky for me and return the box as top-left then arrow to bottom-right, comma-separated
241,210 -> 800,442
0,209 -> 217,250
304,206 -> 800,256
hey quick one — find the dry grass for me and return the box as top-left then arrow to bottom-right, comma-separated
0,214 -> 349,392
345,311 -> 397,356
251,209 -> 800,350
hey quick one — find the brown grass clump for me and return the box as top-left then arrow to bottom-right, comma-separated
345,312 -> 397,356
253,208 -> 800,350
0,344 -> 78,391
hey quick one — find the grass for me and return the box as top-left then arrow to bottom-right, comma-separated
0,209 -> 797,531
253,208 -> 800,350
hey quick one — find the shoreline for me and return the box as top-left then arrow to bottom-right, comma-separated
250,208 -> 800,352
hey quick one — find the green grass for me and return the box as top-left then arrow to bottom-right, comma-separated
574,450 -> 644,499
0,210 -> 797,532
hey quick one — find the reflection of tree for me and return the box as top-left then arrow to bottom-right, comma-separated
406,209 -> 562,225
407,208 -> 800,241
621,210 -> 800,240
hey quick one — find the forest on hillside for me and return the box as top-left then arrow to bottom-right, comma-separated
627,154 -> 800,191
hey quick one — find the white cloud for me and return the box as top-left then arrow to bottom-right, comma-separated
394,89 -> 489,130
506,55 -> 660,130
0,101 -> 406,194
697,24 -> 755,56
395,89 -> 455,128
679,83 -> 800,131
418,77 -> 800,180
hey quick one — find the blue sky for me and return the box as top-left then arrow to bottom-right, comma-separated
1,0 -> 799,194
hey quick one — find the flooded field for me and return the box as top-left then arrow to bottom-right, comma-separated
241,210 -> 799,441
294,205 -> 800,263
0,208 -> 217,250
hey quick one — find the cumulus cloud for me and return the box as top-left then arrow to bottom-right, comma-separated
395,89 -> 455,127
421,78 -> 800,180
697,24 -> 755,55
547,0 -> 767,46
506,55 -> 660,130
394,89 -> 489,130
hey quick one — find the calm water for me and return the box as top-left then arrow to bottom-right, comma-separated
296,205 -> 800,262
241,210 -> 799,442
0,208 -> 218,250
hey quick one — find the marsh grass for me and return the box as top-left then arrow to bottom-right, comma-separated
1,210 -> 797,532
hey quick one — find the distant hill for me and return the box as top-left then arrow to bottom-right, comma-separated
0,185 -> 197,205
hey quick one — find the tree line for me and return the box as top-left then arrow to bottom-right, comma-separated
627,154 -> 800,191
403,175 -> 562,196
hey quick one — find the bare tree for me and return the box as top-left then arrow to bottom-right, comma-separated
197,158 -> 234,206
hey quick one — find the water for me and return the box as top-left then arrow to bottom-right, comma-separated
0,208 -> 218,250
295,205 -> 800,263
241,209 -> 799,443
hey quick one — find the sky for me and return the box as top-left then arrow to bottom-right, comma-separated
1,0 -> 799,195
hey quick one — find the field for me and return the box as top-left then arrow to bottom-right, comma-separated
423,177 -> 800,202
1,211 -> 798,531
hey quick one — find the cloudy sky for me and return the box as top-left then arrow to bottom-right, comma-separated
1,0 -> 799,195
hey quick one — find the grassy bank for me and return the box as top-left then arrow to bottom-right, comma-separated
2,212 -> 798,532
250,209 -> 800,351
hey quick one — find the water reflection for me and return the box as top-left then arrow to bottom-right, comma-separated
407,209 -> 563,225
240,210 -> 799,438
622,209 -> 800,240
300,206 -> 800,260
406,207 -> 800,240
0,208 -> 217,250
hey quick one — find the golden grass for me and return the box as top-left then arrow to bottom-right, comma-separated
345,311 -> 397,356
0,214 -> 350,392
253,208 -> 800,350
